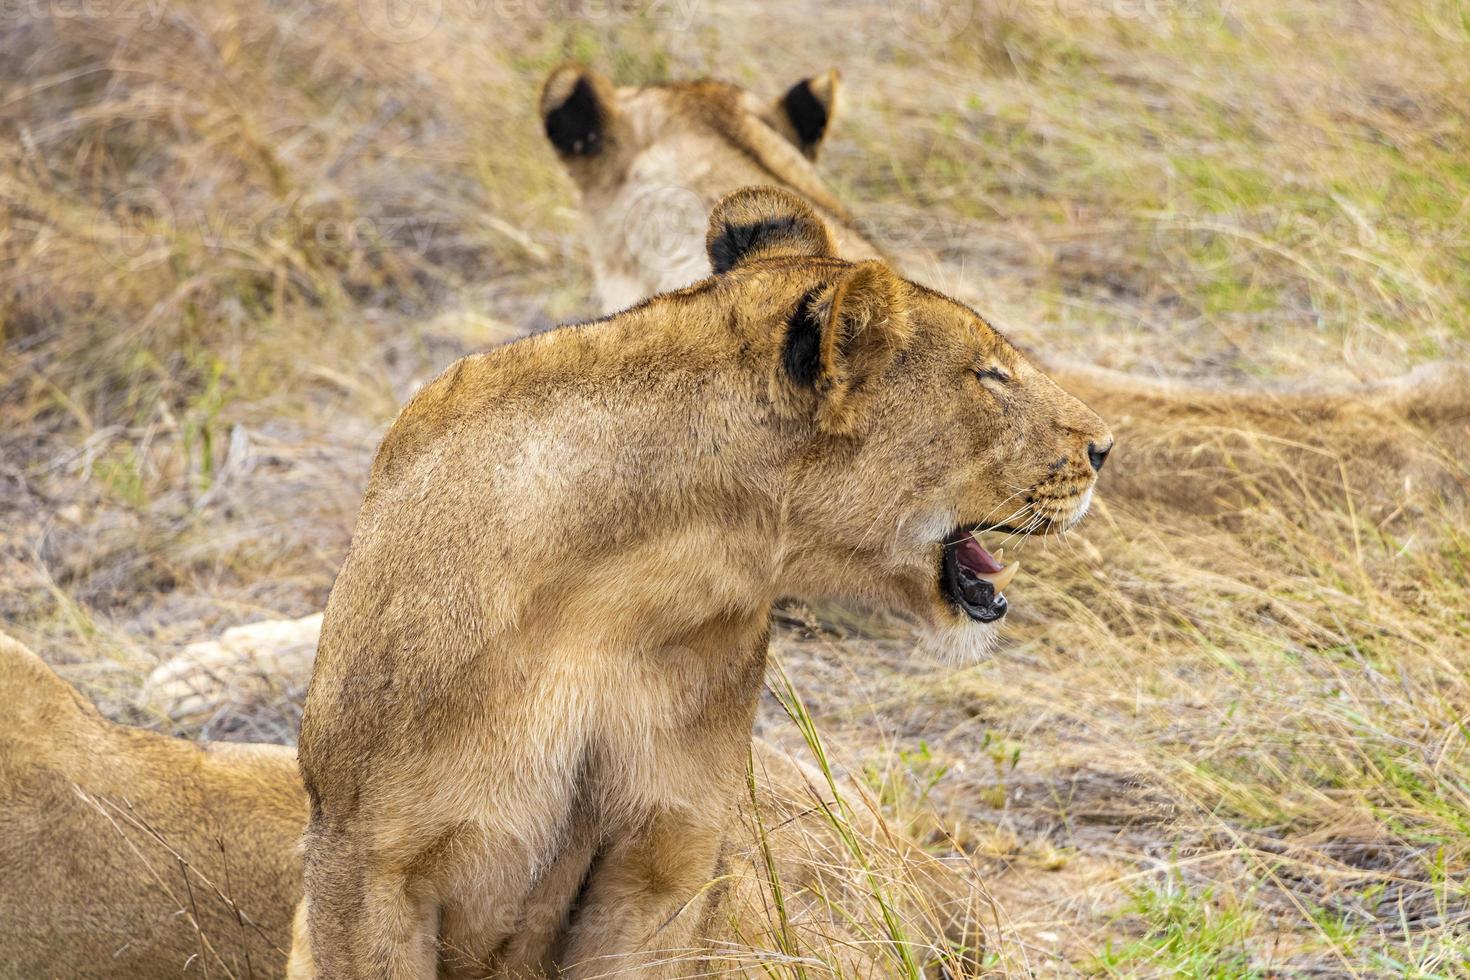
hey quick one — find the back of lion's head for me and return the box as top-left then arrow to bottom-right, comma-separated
540,63 -> 840,175
538,64 -> 873,312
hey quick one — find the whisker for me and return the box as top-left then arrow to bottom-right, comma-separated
992,512 -> 1043,551
971,486 -> 1033,528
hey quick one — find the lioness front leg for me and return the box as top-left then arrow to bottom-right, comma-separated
294,825 -> 441,980
560,808 -> 728,979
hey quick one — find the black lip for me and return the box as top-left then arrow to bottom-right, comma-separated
946,518 -> 1050,545
939,516 -> 1053,623
940,540 -> 1008,624
984,519 -> 1052,537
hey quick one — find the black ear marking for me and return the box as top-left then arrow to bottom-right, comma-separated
783,288 -> 823,387
544,76 -> 603,157
709,216 -> 801,275
706,186 -> 835,271
781,79 -> 829,149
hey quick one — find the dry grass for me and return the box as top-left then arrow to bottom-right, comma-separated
2,0 -> 1467,976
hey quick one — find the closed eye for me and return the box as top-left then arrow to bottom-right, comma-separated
975,367 -> 1010,384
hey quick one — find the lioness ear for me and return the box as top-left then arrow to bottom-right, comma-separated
706,186 -> 836,274
782,260 -> 910,433
540,63 -> 618,159
767,69 -> 839,160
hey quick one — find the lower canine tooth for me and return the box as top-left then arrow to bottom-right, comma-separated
975,561 -> 1020,595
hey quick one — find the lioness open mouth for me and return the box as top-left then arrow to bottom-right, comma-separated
941,526 -> 1020,624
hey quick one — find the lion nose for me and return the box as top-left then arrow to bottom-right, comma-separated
1087,440 -> 1112,473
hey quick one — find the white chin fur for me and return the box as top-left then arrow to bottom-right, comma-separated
1068,487 -> 1095,527
923,618 -> 1000,665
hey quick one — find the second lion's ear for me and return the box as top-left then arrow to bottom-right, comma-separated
706,186 -> 836,274
540,63 -> 618,159
766,69 -> 839,160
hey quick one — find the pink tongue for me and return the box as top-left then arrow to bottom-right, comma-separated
954,535 -> 1004,575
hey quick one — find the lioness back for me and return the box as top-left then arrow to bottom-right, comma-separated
539,63 -> 1470,518
0,633 -> 305,980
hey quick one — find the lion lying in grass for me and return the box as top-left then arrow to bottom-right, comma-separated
0,632 -> 303,980
538,63 -> 1470,511
144,63 -> 1469,745
5,626 -> 986,978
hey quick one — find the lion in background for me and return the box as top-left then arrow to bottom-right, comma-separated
538,64 -> 1470,515
139,63 -> 1470,798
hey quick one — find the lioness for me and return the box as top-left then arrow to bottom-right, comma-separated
538,65 -> 1470,455
0,632 -> 304,979
2,627 -> 982,977
292,186 -> 1110,977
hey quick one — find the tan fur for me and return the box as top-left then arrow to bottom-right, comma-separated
755,69 -> 840,161
4,628 -> 981,977
291,188 -> 1107,977
0,632 -> 304,979
538,65 -> 1470,451
1049,357 -> 1470,516
539,64 -> 880,313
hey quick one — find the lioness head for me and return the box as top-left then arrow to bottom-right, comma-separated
539,63 -> 874,311
706,187 -> 1112,657
541,62 -> 840,170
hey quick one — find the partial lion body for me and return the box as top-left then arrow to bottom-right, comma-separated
0,633 -> 304,979
3,628 -> 981,977
295,294 -> 801,977
542,68 -> 879,315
